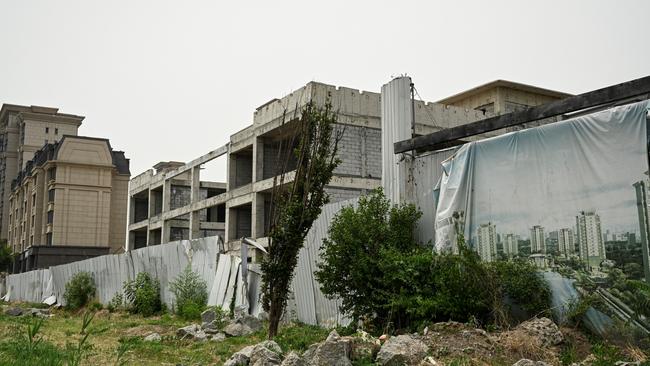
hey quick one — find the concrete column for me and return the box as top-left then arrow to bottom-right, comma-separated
226,205 -> 237,242
148,189 -> 155,219
253,136 -> 264,182
189,166 -> 201,240
162,180 -> 171,213
190,166 -> 200,202
162,221 -> 170,244
251,193 -> 265,238
189,212 -> 200,240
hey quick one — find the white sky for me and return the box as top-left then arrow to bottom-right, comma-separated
1,0 -> 648,182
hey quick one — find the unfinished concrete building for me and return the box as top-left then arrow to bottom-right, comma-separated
127,80 -> 570,258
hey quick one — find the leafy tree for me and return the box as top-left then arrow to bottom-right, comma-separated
261,100 -> 341,338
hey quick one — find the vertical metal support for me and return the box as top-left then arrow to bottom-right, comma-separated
410,82 -> 416,138
381,76 -> 414,204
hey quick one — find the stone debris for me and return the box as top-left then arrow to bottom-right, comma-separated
512,359 -> 551,366
144,332 -> 162,342
515,317 -> 564,347
5,307 -> 23,316
376,334 -> 429,366
210,332 -> 226,342
176,324 -> 208,342
419,356 -> 443,366
280,351 -> 305,366
223,314 -> 263,337
302,330 -> 352,366
201,308 -> 216,326
224,341 -> 283,366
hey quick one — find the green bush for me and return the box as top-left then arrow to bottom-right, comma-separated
489,260 -> 551,317
170,266 -> 208,320
63,272 -> 96,310
316,189 -> 551,334
107,293 -> 124,313
123,272 -> 162,316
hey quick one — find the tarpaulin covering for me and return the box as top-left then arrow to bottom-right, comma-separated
433,100 -> 650,334
435,100 -> 650,256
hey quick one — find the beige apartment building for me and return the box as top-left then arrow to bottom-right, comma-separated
0,104 -> 84,241
127,79 -> 571,260
8,136 -> 130,272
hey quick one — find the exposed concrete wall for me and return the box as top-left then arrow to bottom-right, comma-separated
326,187 -> 363,203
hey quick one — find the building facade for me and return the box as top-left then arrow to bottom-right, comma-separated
558,228 -> 575,258
8,136 -> 130,272
576,211 -> 606,270
0,105 -> 84,241
530,225 -> 546,254
503,233 -> 518,257
127,80 -> 571,259
477,223 -> 497,262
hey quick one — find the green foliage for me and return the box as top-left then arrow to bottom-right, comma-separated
63,272 -> 96,310
489,260 -> 551,317
170,266 -> 208,320
0,312 -> 94,366
123,272 -> 162,316
261,100 -> 341,337
107,292 -> 124,312
316,189 -> 551,334
273,323 -> 330,352
559,342 -> 579,366
590,342 -> 625,366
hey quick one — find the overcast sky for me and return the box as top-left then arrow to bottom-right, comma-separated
1,0 -> 649,182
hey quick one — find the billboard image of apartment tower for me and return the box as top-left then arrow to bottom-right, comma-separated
503,233 -> 518,257
558,228 -> 575,258
530,225 -> 545,254
633,178 -> 650,283
576,211 -> 606,270
477,222 -> 497,262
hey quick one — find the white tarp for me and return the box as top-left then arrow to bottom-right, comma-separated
434,100 -> 650,257
433,100 -> 650,334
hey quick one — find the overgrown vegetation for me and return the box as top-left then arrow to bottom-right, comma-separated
261,99 -> 342,338
170,266 -> 208,320
316,189 -> 551,334
0,311 -> 95,366
123,272 -> 162,316
63,272 -> 96,310
107,293 -> 124,313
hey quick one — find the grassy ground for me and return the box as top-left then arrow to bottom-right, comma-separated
0,303 -> 645,366
0,304 -> 329,366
